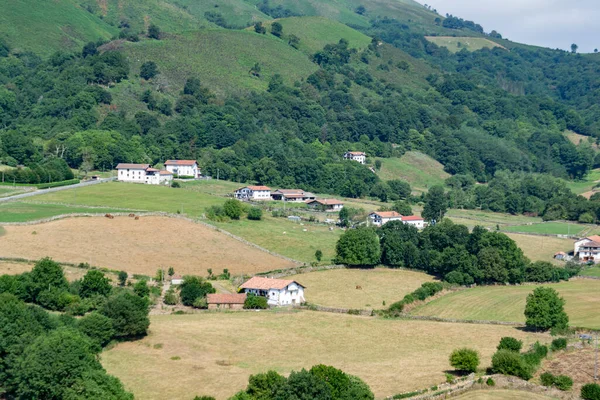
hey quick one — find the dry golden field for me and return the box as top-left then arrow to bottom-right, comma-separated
0,260 -> 88,282
102,312 -> 549,400
287,268 -> 435,309
504,233 -> 573,262
0,216 -> 295,276
453,390 -> 557,399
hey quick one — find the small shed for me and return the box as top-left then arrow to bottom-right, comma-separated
207,293 -> 247,310
171,275 -> 184,285
554,251 -> 567,260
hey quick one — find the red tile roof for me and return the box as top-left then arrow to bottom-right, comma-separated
240,276 -> 304,290
207,293 -> 247,304
273,189 -> 304,194
371,211 -> 403,218
346,151 -> 366,156
164,160 -> 197,166
146,168 -> 160,172
159,170 -> 173,175
581,241 -> 600,248
247,186 -> 271,191
308,199 -> 343,206
585,235 -> 600,243
402,215 -> 424,221
116,163 -> 150,169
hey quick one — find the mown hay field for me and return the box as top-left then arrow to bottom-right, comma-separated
288,268 -> 434,309
102,311 -> 548,400
412,279 -> 600,329
0,260 -> 89,282
453,390 -> 557,400
0,216 -> 294,276
504,233 -> 573,262
377,152 -> 450,193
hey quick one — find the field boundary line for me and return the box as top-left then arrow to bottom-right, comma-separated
400,314 -> 525,327
0,212 -> 303,266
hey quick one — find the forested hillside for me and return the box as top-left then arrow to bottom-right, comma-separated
1,0 -> 600,219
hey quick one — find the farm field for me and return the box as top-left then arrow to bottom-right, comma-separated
212,215 -> 342,263
102,312 -> 548,400
579,266 -> 600,277
502,222 -> 587,236
0,216 -> 295,276
565,168 -> 600,196
453,390 -> 557,400
0,260 -> 91,282
424,36 -> 505,53
376,152 -> 450,193
287,268 -> 434,309
0,202 -> 136,223
504,233 -> 573,262
447,209 -> 542,228
538,347 -> 597,394
412,280 -> 600,329
0,187 -> 28,198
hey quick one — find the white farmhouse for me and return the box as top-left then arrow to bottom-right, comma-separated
369,211 -> 403,226
240,276 -> 305,306
234,185 -> 272,201
343,151 -> 366,164
116,163 -> 150,183
116,163 -> 172,185
575,235 -> 600,263
164,160 -> 200,178
271,189 -> 316,202
401,215 -> 426,229
306,199 -> 344,212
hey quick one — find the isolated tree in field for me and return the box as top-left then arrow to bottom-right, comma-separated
168,267 -> 175,277
571,43 -> 578,53
288,34 -> 300,49
315,249 -> 323,262
449,348 -> 479,373
139,61 -> 158,80
374,159 -> 382,170
271,22 -> 283,37
223,199 -> 242,219
101,291 -> 149,338
117,271 -> 127,286
335,228 -> 381,266
524,287 -> 568,331
422,185 -> 448,223
497,337 -> 522,352
249,62 -> 262,78
148,24 -> 161,40
80,270 -> 112,298
254,22 -> 266,34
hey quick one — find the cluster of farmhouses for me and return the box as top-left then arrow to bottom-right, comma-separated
116,160 -> 200,185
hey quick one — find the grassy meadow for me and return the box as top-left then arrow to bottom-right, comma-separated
0,202 -> 136,223
502,222 -> 587,236
412,279 -> 600,329
504,233 -> 573,262
102,311 -> 548,400
424,36 -> 505,53
565,168 -> 600,196
377,151 -> 450,193
287,268 -> 434,309
118,30 -> 318,97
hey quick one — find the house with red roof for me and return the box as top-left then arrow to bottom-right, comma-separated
207,293 -> 247,310
575,235 -> 600,262
368,211 -> 426,228
234,185 -> 272,201
306,198 -> 344,212
116,163 -> 172,185
271,189 -> 316,202
343,151 -> 366,164
164,160 -> 200,178
239,276 -> 305,306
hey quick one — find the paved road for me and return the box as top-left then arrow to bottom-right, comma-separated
0,177 -> 116,203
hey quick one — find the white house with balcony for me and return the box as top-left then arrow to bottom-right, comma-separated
368,211 -> 426,228
164,160 -> 200,178
343,151 -> 366,164
239,276 -> 305,306
116,163 -> 172,185
575,235 -> 600,262
234,185 -> 272,201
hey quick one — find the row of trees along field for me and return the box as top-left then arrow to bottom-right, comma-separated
0,258 -> 150,399
335,219 -> 581,285
0,22 -> 598,192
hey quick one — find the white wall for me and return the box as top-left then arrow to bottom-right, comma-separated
166,164 -> 198,178
118,168 -> 147,183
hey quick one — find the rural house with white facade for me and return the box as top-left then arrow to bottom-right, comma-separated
234,185 -> 272,201
575,235 -> 600,263
271,189 -> 316,202
164,160 -> 200,178
239,276 -> 305,306
116,163 -> 173,185
368,211 -> 426,228
306,199 -> 344,212
343,151 -> 366,164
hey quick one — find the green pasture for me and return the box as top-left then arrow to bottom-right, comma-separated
502,222 -> 586,236
0,202 -> 135,223
376,151 -> 450,193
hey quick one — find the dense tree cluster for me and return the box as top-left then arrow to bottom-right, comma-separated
335,219 -> 580,284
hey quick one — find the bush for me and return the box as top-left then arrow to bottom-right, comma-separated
78,312 -> 115,347
582,383 -> 600,400
551,338 -> 567,351
540,372 -> 555,386
180,276 -> 215,306
37,287 -> 79,311
193,297 -> 208,309
554,375 -> 573,391
163,288 -> 178,305
486,377 -> 495,386
171,181 -> 181,188
80,270 -> 112,298
449,348 -> 480,373
133,280 -> 149,298
247,207 -> 263,221
223,199 -> 243,220
491,349 -> 532,380
497,337 -> 523,352
118,271 -> 128,286
100,291 -> 150,338
524,287 -> 569,331
244,294 -> 268,309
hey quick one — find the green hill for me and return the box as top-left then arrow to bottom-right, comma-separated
425,36 -> 506,53
0,0 -> 117,56
261,16 -> 372,54
116,30 -> 318,97
377,152 -> 450,193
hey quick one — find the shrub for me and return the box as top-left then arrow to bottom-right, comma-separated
402,294 -> 415,304
524,287 -> 569,331
223,199 -> 243,219
554,375 -> 573,391
192,297 -> 208,309
244,294 -> 268,309
491,349 -> 532,380
118,271 -> 128,286
133,280 -> 150,298
449,348 -> 479,373
179,276 -> 215,306
171,181 -> 181,188
540,372 -> 555,386
163,288 -> 178,305
37,287 -> 79,311
582,383 -> 600,400
387,301 -> 404,314
551,338 -> 567,351
100,291 -> 150,338
445,373 -> 454,383
497,337 -> 523,352
78,312 -> 115,347
247,207 -> 263,220
486,377 -> 495,386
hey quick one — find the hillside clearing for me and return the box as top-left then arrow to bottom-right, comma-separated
377,152 -> 450,193
504,233 -> 573,262
411,279 -> 600,329
287,268 -> 434,309
0,260 -> 94,282
0,216 -> 294,276
565,169 -> 600,195
425,36 -> 505,53
102,312 -> 547,400
502,222 -> 586,236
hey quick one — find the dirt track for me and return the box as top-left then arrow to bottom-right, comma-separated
0,216 -> 294,276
